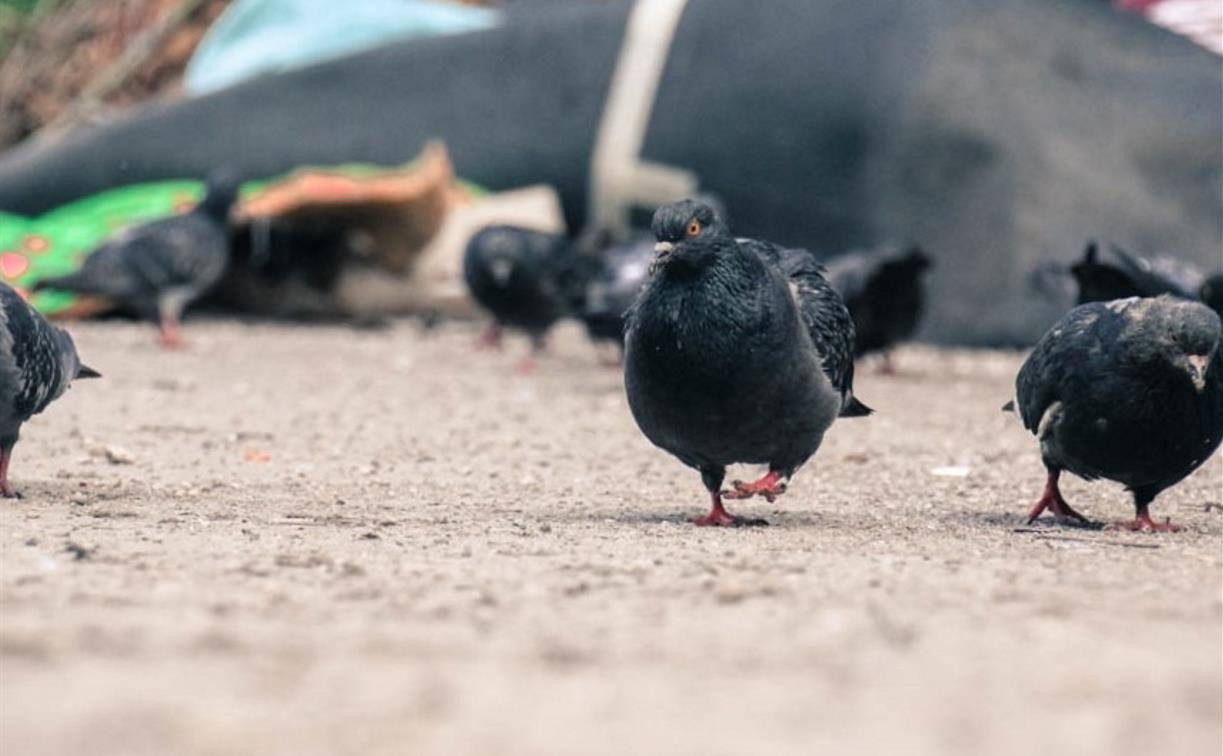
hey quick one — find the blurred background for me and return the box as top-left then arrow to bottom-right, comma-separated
0,5 -> 1220,756
0,0 -> 1218,350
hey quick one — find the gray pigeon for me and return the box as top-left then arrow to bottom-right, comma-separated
1010,296 -> 1222,531
33,173 -> 240,347
0,283 -> 100,497
463,224 -> 570,367
624,199 -> 870,527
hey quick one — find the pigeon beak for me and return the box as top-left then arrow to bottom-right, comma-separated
649,242 -> 674,275
1186,353 -> 1209,392
76,364 -> 102,379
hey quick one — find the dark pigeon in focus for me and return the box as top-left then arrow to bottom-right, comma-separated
1009,296 -> 1223,531
564,195 -> 726,357
624,199 -> 871,527
0,283 -> 100,497
463,225 -> 570,368
824,244 -> 932,370
1070,240 -> 1204,305
33,173 -> 240,347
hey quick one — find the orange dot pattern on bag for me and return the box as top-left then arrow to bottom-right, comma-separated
22,235 -> 50,253
174,193 -> 197,213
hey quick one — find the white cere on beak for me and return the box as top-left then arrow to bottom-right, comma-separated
654,241 -> 674,255
1187,353 -> 1210,392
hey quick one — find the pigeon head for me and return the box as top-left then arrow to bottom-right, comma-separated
470,227 -> 529,288
1128,297 -> 1221,392
650,199 -> 731,273
52,327 -> 101,384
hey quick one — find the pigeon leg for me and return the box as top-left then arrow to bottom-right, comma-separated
516,333 -> 547,373
157,290 -> 191,349
692,490 -> 768,527
0,443 -> 19,499
693,467 -> 767,526
158,317 -> 185,349
1025,469 -> 1091,525
1111,496 -> 1181,533
477,322 -> 503,350
878,351 -> 897,375
725,469 -> 788,502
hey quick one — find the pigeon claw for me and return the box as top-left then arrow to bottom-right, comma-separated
723,470 -> 787,502
692,509 -> 768,527
691,493 -> 768,527
1108,514 -> 1181,533
158,320 -> 185,350
1025,470 -> 1093,527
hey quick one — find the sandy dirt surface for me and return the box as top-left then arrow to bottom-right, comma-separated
1,320 -> 1220,756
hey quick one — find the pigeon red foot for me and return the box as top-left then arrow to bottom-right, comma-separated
0,446 -> 18,499
1025,469 -> 1092,525
692,491 -> 768,527
724,469 -> 787,502
1109,503 -> 1181,533
477,323 -> 503,350
158,318 -> 185,349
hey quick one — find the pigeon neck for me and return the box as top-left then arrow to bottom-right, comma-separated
199,186 -> 239,220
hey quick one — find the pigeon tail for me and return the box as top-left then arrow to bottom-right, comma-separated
31,272 -> 100,295
839,396 -> 873,417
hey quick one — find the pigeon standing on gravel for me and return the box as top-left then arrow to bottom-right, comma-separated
0,283 -> 100,497
33,173 -> 240,348
624,199 -> 871,526
1008,296 -> 1223,531
824,244 -> 932,370
463,225 -> 570,368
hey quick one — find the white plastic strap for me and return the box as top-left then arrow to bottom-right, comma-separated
587,0 -> 697,236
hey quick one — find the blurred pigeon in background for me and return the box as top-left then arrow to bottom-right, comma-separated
1198,273 -> 1223,316
824,244 -> 932,371
0,283 -> 99,497
1009,296 -> 1223,531
33,173 -> 240,348
1069,240 -> 1205,305
560,232 -> 653,358
624,199 -> 870,527
463,225 -> 570,368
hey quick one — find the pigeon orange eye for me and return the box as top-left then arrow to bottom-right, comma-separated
686,220 -> 701,236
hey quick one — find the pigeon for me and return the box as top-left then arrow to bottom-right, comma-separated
1069,240 -> 1204,304
824,244 -> 932,370
1009,295 -> 1223,531
463,225 -> 570,367
624,199 -> 871,526
1200,273 -> 1223,316
0,283 -> 100,497
565,234 -> 653,353
563,195 -> 727,357
33,172 -> 240,347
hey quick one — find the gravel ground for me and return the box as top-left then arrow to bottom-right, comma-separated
1,319 -> 1220,756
